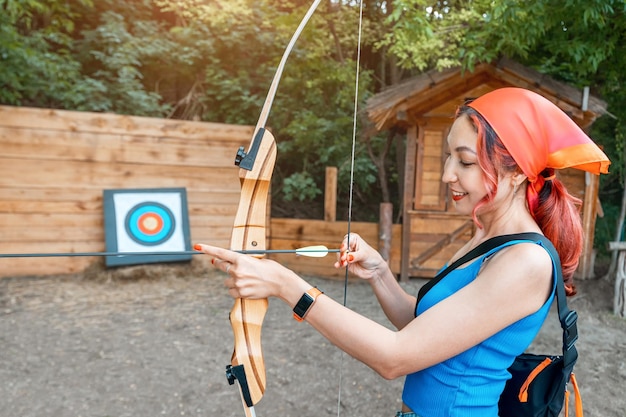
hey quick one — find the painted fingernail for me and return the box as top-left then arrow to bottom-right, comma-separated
193,244 -> 202,251
211,258 -> 215,265
348,254 -> 354,262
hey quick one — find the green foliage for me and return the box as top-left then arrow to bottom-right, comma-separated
383,0 -> 626,79
478,0 -> 624,82
0,0 -> 174,114
77,10 -> 172,115
0,0 -> 99,108
274,57 -> 374,210
381,0 -> 496,70
282,172 -> 322,202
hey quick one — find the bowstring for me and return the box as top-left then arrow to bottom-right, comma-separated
337,2 -> 365,416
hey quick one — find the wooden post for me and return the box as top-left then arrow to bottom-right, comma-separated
616,251 -> 626,317
324,167 -> 337,222
400,125 -> 418,282
609,241 -> 626,317
578,172 -> 600,279
379,202 -> 393,263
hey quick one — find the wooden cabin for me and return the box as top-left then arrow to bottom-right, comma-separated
366,57 -> 608,281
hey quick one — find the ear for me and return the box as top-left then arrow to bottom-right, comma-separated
511,172 -> 528,188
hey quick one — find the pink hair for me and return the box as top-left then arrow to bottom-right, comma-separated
459,108 -> 582,295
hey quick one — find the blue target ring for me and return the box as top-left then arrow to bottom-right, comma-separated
125,202 -> 175,246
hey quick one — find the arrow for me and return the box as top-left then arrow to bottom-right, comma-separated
0,245 -> 340,259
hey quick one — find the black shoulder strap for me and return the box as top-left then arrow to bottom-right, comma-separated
417,233 -> 544,304
532,235 -> 579,367
415,232 -> 578,365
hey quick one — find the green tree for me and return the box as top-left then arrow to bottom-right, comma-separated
0,0 -> 99,108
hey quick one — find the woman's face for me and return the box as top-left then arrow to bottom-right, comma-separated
442,115 -> 489,215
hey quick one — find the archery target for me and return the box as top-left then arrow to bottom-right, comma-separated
103,188 -> 192,267
125,202 -> 175,246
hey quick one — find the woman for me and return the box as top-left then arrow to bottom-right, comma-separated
194,88 -> 609,416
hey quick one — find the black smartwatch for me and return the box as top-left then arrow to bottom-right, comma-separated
293,287 -> 323,322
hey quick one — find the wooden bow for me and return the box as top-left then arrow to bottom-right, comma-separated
225,2 -> 323,416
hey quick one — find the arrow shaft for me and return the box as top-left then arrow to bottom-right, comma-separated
0,248 -> 340,258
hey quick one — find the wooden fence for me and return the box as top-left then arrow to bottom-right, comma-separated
0,106 -> 252,276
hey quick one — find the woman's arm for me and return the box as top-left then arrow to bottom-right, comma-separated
312,242 -> 554,379
194,240 -> 553,380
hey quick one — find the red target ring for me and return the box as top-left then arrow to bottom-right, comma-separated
137,212 -> 164,235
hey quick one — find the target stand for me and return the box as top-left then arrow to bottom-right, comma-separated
103,188 -> 192,267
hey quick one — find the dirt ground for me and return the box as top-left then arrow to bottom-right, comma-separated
1,259 -> 625,417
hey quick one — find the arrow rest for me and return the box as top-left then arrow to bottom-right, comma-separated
235,146 -> 246,167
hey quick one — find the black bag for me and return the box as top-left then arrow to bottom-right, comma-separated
497,235 -> 582,417
416,233 -> 583,417
499,352 -> 580,417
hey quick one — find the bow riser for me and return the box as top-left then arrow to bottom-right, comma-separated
228,129 -> 276,413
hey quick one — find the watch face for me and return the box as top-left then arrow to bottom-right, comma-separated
293,293 -> 315,319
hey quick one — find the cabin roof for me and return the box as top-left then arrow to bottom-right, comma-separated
366,57 -> 607,131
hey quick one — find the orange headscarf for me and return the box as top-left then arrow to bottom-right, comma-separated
468,88 -> 610,210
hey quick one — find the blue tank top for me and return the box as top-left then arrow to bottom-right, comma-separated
402,239 -> 557,417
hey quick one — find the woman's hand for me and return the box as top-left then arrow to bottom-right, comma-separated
334,233 -> 387,281
193,243 -> 304,301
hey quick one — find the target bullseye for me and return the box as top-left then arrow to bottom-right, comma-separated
137,212 -> 163,235
125,202 -> 175,246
